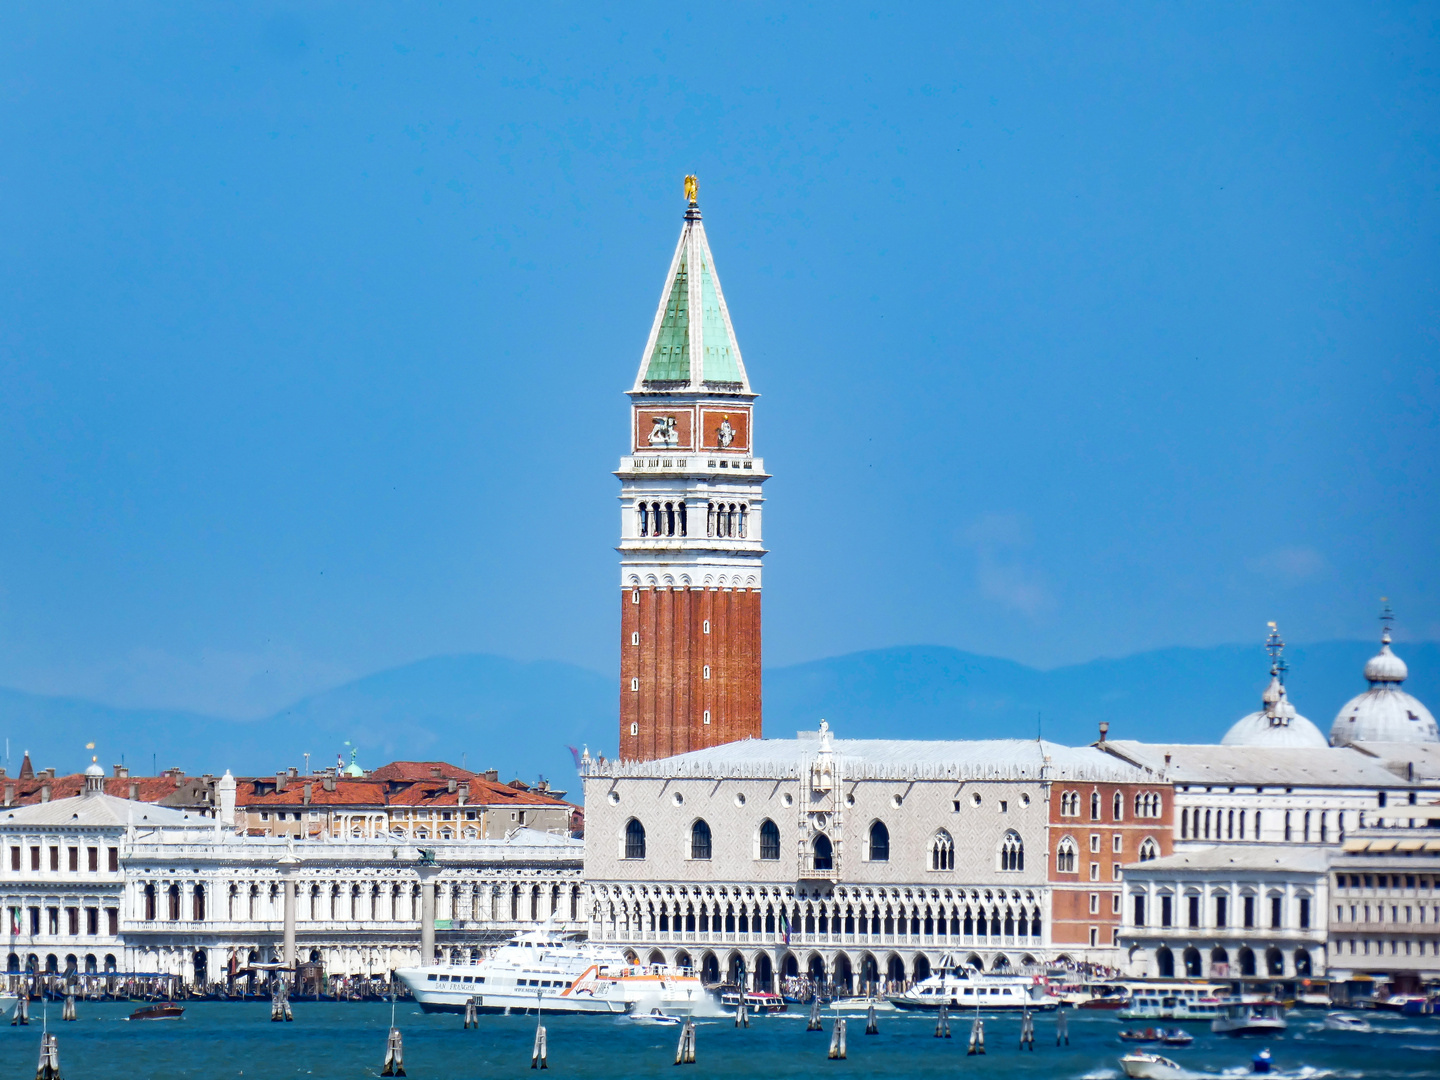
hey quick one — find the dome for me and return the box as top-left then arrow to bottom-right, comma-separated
84,758 -> 104,778
1223,623 -> 1329,749
1222,675 -> 1328,748
1330,621 -> 1438,746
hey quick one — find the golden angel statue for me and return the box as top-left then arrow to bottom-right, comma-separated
684,174 -> 698,204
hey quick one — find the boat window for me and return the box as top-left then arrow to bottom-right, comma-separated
963,988 -> 973,995
427,974 -> 437,981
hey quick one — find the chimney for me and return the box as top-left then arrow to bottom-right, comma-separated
40,783 -> 51,803
288,767 -> 298,778
3,783 -> 13,807
43,768 -> 56,779
1098,721 -> 1109,744
484,769 -> 499,783
1164,753 -> 1172,766
112,765 -> 127,778
430,767 -> 443,779
0,768 -> 7,779
128,781 -> 139,801
303,782 -> 313,806
447,778 -> 457,794
217,770 -> 236,826
275,772 -> 287,794
322,775 -> 335,792
458,781 -> 470,805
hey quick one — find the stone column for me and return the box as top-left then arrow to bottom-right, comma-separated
279,852 -> 300,973
417,863 -> 442,967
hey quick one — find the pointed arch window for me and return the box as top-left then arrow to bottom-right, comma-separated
812,834 -> 834,872
1138,837 -> 1159,862
690,819 -> 712,861
1090,791 -> 1101,820
931,830 -> 955,871
624,818 -> 647,860
1112,791 -> 1124,820
758,819 -> 780,861
1056,836 -> 1078,874
1060,791 -> 1080,816
999,830 -> 1024,871
868,821 -> 890,862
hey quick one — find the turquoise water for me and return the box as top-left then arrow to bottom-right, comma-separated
3,1002 -> 1437,1079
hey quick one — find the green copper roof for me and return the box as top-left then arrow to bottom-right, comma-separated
644,250 -> 690,382
699,255 -> 742,384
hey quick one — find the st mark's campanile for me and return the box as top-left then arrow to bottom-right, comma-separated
617,178 -> 767,762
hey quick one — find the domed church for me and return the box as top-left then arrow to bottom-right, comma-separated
1329,605 -> 1438,747
1220,624 -> 1329,748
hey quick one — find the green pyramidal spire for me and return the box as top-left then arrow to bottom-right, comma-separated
634,182 -> 751,393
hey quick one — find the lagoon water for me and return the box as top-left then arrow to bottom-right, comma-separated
5,1002 -> 1437,1080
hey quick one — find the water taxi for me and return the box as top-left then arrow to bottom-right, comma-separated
1119,1052 -> 1186,1079
1212,998 -> 1286,1035
887,963 -> 1059,1012
396,929 -> 707,1015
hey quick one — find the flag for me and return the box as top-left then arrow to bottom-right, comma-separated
779,909 -> 790,946
8,907 -> 18,936
567,746 -> 582,769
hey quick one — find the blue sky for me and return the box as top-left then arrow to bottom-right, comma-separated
0,4 -> 1435,719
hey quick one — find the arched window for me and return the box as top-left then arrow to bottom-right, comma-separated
868,821 -> 890,862
192,884 -> 205,921
1056,836 -> 1077,874
1138,837 -> 1159,862
758,820 -> 780,861
1060,791 -> 1079,817
624,818 -> 646,860
1090,791 -> 1101,820
999,830 -> 1024,871
813,834 -> 834,871
167,884 -> 181,921
1112,791 -> 1123,820
690,819 -> 712,860
931,830 -> 955,871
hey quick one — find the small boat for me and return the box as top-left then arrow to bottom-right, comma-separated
1119,1028 -> 1161,1043
1119,1051 -> 1186,1079
1324,1011 -> 1374,1033
1213,998 -> 1286,1036
719,990 -> 787,1014
628,1007 -> 682,1025
1159,1028 -> 1193,1047
130,1003 -> 184,1021
1252,1048 -> 1273,1073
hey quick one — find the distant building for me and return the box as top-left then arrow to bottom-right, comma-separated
582,723 -> 1167,987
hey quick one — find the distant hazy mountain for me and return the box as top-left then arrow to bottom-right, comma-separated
0,641 -> 1433,798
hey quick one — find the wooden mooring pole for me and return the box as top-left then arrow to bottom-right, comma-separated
827,1018 -> 847,1060
1056,1008 -> 1069,1046
1019,1008 -> 1034,1050
935,1003 -> 950,1038
966,1016 -> 985,1056
464,996 -> 478,1029
807,996 -> 823,1031
60,995 -> 76,1023
35,1031 -> 60,1080
864,1002 -> 878,1035
381,1028 -> 405,1077
673,1019 -> 697,1065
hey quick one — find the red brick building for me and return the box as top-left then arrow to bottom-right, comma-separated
1048,775 -> 1174,956
617,179 -> 767,761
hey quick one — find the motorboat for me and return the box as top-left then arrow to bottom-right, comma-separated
1323,1011 -> 1374,1033
129,1003 -> 184,1021
828,995 -> 895,1013
718,990 -> 787,1014
1118,1028 -> 1161,1043
887,962 -> 1060,1012
1159,1028 -> 1194,1047
1119,981 -> 1229,1021
1060,983 -> 1131,1010
1252,1048 -> 1274,1073
0,993 -> 17,1018
1378,993 -> 1432,1015
395,929 -> 709,1015
1212,998 -> 1287,1036
1119,1052 -> 1187,1079
628,1008 -> 682,1025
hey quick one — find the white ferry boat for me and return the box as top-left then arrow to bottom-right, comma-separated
1117,981 -> 1228,1021
395,930 -> 707,1015
887,962 -> 1060,1012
